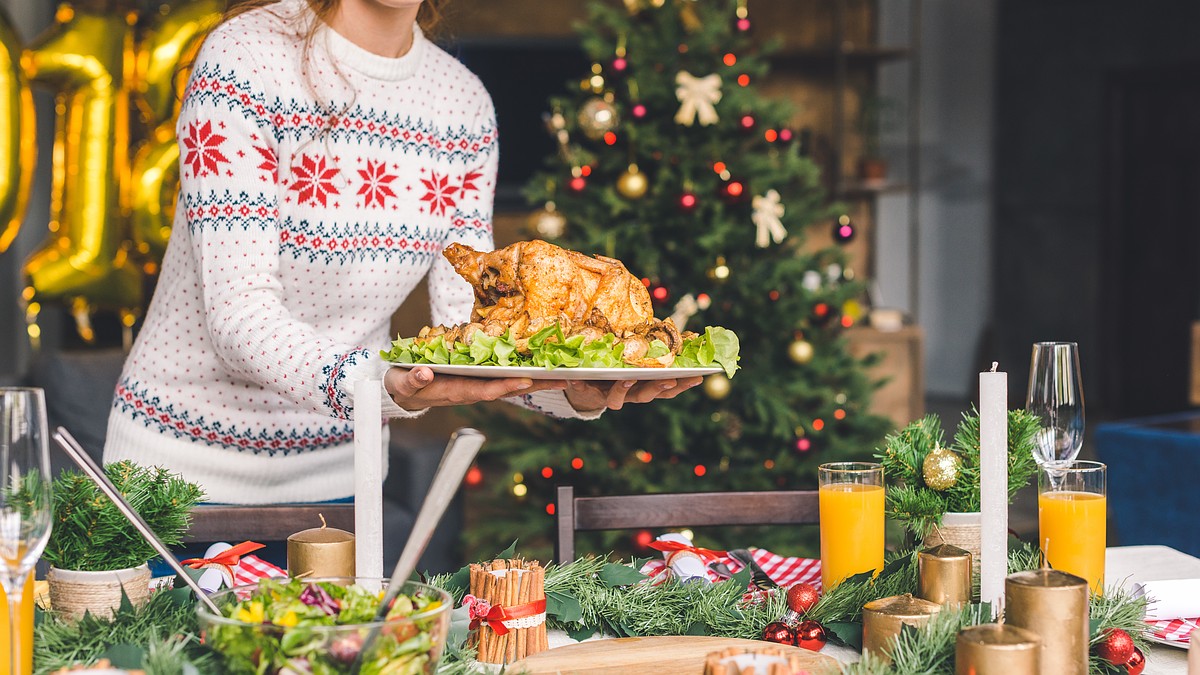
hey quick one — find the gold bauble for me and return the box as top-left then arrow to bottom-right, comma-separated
922,446 -> 962,491
528,203 -> 566,238
616,164 -> 648,199
578,98 -> 619,140
788,338 -> 814,365
703,373 -> 731,400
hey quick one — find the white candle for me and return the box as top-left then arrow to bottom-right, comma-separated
979,362 -> 1008,613
354,379 -> 384,584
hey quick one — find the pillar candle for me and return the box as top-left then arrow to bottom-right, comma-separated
918,544 -> 972,606
287,517 -> 356,579
354,379 -> 384,584
979,362 -> 1007,612
1005,569 -> 1089,675
861,593 -> 942,663
955,623 -> 1041,674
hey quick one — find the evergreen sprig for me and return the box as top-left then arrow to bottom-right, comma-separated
876,409 -> 1040,536
44,461 -> 204,571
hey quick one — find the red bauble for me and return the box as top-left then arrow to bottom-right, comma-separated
762,621 -> 795,645
739,114 -> 756,133
794,620 -> 827,651
1095,628 -> 1136,665
631,104 -> 648,119
568,176 -> 587,193
1124,646 -> 1146,675
678,192 -> 698,212
786,582 -> 820,614
718,179 -> 747,204
611,57 -> 628,73
735,17 -> 751,32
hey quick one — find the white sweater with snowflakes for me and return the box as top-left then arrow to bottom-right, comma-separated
104,0 -> 592,504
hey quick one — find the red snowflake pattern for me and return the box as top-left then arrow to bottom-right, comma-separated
461,170 -> 483,194
419,171 -> 459,216
253,145 -> 277,176
182,120 -> 230,177
288,154 -> 341,207
356,160 -> 398,208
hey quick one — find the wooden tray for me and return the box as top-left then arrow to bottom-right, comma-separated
510,635 -> 842,674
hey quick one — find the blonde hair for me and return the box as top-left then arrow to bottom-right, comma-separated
223,0 -> 446,36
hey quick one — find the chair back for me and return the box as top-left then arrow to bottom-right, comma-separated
185,503 -> 355,544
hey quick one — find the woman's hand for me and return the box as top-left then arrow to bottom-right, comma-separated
384,366 -> 566,409
564,377 -> 704,412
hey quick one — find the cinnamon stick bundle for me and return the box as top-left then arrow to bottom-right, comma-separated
468,558 -> 549,664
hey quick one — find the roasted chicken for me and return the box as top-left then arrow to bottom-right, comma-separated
417,240 -> 689,366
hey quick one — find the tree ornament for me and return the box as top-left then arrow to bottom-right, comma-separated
528,202 -> 566,239
735,0 -> 751,32
718,178 -> 747,205
1124,646 -> 1146,675
802,270 -> 822,292
703,373 -> 731,400
794,620 -> 827,651
611,57 -> 628,74
616,164 -> 649,199
578,98 -> 619,140
811,302 -> 835,327
786,582 -> 819,614
739,114 -> 756,133
631,103 -> 647,119
678,191 -> 699,212
761,621 -> 795,645
788,339 -> 814,365
669,293 -> 700,331
706,256 -> 730,282
674,71 -> 722,126
1095,628 -> 1136,665
833,214 -> 855,243
921,446 -> 961,491
568,175 -> 587,193
752,189 -> 787,247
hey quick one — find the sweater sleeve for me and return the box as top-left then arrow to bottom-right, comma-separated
180,33 -> 421,421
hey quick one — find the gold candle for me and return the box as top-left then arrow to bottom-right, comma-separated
918,544 -> 972,607
955,623 -> 1041,674
1004,570 -> 1088,675
287,516 -> 355,579
862,593 -> 942,662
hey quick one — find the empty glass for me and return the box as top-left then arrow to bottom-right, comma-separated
1026,342 -> 1085,464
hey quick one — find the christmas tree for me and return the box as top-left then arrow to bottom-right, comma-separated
464,0 -> 891,561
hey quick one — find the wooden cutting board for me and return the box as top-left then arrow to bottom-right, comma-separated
509,636 -> 842,674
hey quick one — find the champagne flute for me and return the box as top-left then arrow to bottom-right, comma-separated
0,388 -> 52,675
1025,342 -> 1085,465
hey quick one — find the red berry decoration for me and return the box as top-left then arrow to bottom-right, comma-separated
794,620 -> 827,651
762,621 -> 795,645
1124,646 -> 1146,675
786,582 -> 820,614
1095,628 -> 1135,665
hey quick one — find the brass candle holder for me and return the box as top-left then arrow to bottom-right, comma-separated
918,544 -> 972,607
861,593 -> 942,663
286,514 -> 355,579
1004,569 -> 1089,675
955,623 -> 1041,674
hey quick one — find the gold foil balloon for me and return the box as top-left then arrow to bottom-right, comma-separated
578,97 -> 618,140
616,163 -> 648,199
0,7 -> 34,253
21,5 -> 142,315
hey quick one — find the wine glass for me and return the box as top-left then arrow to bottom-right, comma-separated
1026,342 -> 1085,465
0,388 -> 52,675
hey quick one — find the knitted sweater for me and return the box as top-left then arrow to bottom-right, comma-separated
104,0 -> 593,504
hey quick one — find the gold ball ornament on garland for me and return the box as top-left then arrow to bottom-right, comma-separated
578,98 -> 619,140
788,338 -> 814,365
528,202 -> 566,239
922,446 -> 962,491
616,163 -> 649,199
704,373 -> 731,400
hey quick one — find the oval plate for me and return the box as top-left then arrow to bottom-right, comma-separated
385,362 -> 722,381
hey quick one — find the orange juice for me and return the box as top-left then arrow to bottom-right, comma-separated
0,574 -> 34,675
819,483 -> 885,590
1039,491 -> 1106,594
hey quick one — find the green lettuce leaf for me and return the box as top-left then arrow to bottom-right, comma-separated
674,326 -> 741,377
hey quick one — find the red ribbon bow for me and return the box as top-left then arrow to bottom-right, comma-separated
180,541 -> 265,587
463,594 -> 547,636
647,540 -> 728,562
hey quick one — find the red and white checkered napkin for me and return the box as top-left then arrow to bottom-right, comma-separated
639,547 -> 823,590
1146,617 -> 1198,646
231,554 -> 288,586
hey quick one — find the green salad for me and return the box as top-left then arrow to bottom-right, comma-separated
380,324 -> 740,377
202,578 -> 449,675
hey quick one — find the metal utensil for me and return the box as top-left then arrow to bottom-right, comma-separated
51,426 -> 221,614
728,548 -> 777,590
353,427 -> 486,672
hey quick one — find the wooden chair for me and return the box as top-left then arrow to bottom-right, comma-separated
184,503 -> 355,543
554,486 -> 820,563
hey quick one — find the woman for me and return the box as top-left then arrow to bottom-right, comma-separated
104,0 -> 700,504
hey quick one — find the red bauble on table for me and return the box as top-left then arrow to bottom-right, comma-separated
1094,628 -> 1135,665
761,621 -> 795,645
794,620 -> 827,651
786,582 -> 820,614
1124,646 -> 1146,675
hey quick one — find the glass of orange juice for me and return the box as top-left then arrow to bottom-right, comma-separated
1038,460 -> 1106,594
819,462 -> 885,591
0,573 -> 33,675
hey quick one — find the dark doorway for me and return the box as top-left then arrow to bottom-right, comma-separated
1103,65 -> 1200,416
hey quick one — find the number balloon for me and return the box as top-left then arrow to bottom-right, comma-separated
0,6 -> 34,253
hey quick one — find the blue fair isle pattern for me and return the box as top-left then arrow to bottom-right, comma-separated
114,378 -> 354,455
321,348 -> 368,419
182,190 -> 278,233
280,218 -> 443,265
185,64 -> 497,163
449,208 -> 491,234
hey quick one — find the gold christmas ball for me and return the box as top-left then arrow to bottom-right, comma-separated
922,446 -> 962,491
578,98 -> 619,140
788,339 -> 814,365
616,164 -> 649,199
703,373 -> 731,400
528,204 -> 566,238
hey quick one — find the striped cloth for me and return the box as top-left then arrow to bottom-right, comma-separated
639,548 -> 823,590
232,554 -> 288,586
1146,617 -> 1197,646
